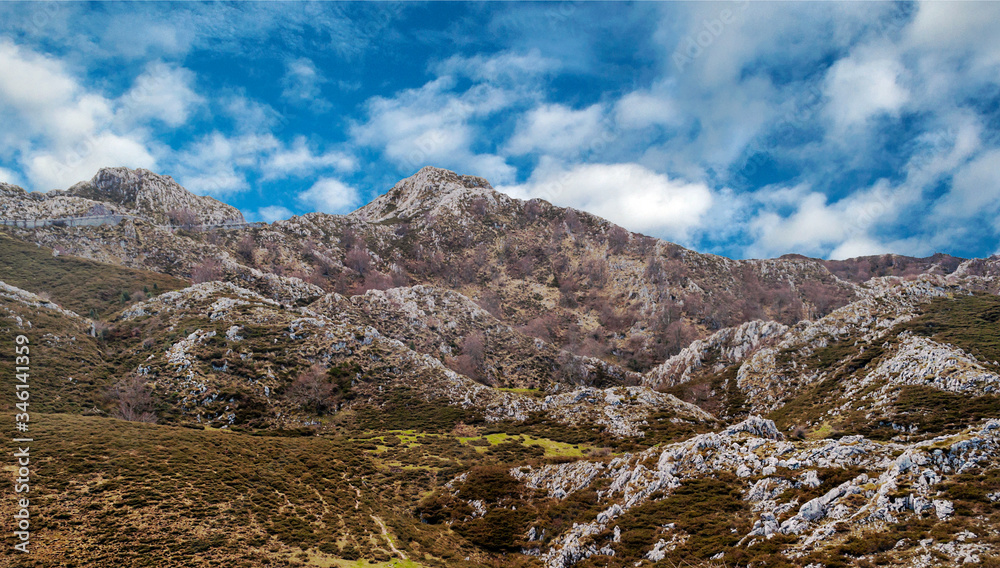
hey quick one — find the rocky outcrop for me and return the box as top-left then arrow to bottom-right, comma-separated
351,166 -> 504,224
59,167 -> 244,225
492,417 -> 1000,567
644,319 -> 788,388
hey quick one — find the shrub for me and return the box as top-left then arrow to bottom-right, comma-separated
286,364 -> 335,413
107,375 -> 157,423
345,246 -> 371,275
191,257 -> 224,283
167,207 -> 198,229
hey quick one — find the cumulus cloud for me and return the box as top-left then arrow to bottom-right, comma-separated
0,166 -> 24,187
261,137 -> 356,180
500,162 -> 714,242
615,89 -> 680,129
256,205 -> 293,223
280,57 -> 330,112
506,103 -> 606,158
433,49 -> 557,83
823,52 -> 909,131
297,177 -> 361,214
351,76 -> 516,182
119,61 -> 203,127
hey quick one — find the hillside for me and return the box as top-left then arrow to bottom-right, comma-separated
1,166 -> 999,567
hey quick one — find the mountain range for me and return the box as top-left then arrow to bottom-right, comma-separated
1,166 -> 999,568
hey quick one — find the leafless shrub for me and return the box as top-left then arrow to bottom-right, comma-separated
792,426 -> 808,440
359,270 -> 393,292
583,258 -> 609,288
452,421 -> 479,438
519,314 -> 558,343
340,227 -> 361,251
346,246 -> 371,275
608,225 -> 630,253
236,234 -> 256,264
470,196 -> 489,217
524,199 -> 543,221
107,374 -> 157,423
286,364 -> 334,413
475,290 -> 503,318
167,207 -> 198,229
564,209 -> 582,233
192,257 -> 224,283
447,332 -> 489,384
554,352 -> 587,384
390,266 -> 410,287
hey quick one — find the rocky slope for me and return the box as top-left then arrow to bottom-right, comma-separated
1,165 -> 999,568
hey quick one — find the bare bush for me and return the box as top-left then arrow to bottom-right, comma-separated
452,421 -> 479,438
340,227 -> 360,251
446,332 -> 488,384
167,207 -> 198,229
470,196 -> 489,217
286,364 -> 334,413
608,225 -> 629,253
192,257 -> 224,283
519,314 -> 558,343
346,246 -> 371,275
583,258 -> 609,288
475,291 -> 503,318
235,234 -> 256,264
524,199 -> 543,221
107,375 -> 157,423
564,209 -> 582,233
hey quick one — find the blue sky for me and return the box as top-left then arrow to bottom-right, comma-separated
0,2 -> 998,260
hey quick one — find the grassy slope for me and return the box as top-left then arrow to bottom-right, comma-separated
0,231 -> 188,318
768,293 -> 1000,440
0,414 -> 488,568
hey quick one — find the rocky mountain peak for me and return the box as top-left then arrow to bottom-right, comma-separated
0,181 -> 27,198
351,165 -> 508,223
57,167 -> 245,225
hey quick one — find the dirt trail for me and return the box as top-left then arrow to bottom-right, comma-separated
370,514 -> 408,560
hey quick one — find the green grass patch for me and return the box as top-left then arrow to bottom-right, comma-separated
899,293 -> 1000,370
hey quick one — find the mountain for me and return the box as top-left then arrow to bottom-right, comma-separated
1,167 -> 244,225
1,166 -> 999,568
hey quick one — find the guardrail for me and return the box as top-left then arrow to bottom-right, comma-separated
0,215 -> 265,231
0,214 -> 139,228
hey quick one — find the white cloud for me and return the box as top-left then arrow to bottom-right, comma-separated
0,40 -> 171,189
352,76 -> 516,182
171,132 -> 279,196
0,166 -> 24,187
934,148 -> 1000,221
500,162 -> 713,242
434,49 -> 557,83
119,62 -> 203,127
615,89 -> 679,129
280,57 -> 330,112
261,137 -> 356,180
824,52 -> 909,130
26,132 -> 157,191
298,177 -> 361,214
506,103 -> 606,158
256,205 -> 293,223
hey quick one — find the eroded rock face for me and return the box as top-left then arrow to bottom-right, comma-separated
645,319 -> 788,388
464,417 -> 1000,567
351,166 -> 501,224
62,167 -> 245,225
2,167 -> 244,226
